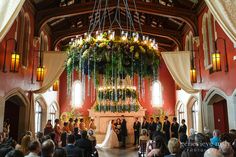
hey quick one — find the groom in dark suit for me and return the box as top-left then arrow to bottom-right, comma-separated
120,115 -> 127,148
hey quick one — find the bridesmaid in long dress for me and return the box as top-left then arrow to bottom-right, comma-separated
54,119 -> 61,147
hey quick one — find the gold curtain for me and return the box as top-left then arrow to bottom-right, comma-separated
0,0 -> 25,41
161,51 -> 198,94
205,0 -> 236,43
27,52 -> 67,133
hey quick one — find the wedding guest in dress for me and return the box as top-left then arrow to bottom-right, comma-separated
89,118 -> 96,131
68,118 -> 74,133
163,116 -> 171,143
44,120 -> 54,136
79,118 -> 86,131
141,117 -> 149,130
54,119 -> 61,147
74,119 -> 79,129
62,122 -> 70,133
210,130 -> 221,147
16,135 -> 32,155
120,115 -> 128,148
149,117 -> 157,140
156,117 -> 162,131
115,118 -> 122,142
133,117 -> 141,146
171,117 -> 179,138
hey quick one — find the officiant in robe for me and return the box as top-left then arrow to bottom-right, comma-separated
120,115 -> 127,148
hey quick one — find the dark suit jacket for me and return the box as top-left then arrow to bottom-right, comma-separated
178,124 -> 187,135
120,119 -> 127,136
148,122 -> 157,132
141,121 -> 149,130
171,122 -> 180,138
64,144 -> 75,157
75,138 -> 92,156
133,121 -> 141,133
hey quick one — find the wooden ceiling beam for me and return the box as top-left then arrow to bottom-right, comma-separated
35,0 -> 198,36
52,24 -> 183,50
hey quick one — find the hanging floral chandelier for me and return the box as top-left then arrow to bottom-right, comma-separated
66,0 -> 161,105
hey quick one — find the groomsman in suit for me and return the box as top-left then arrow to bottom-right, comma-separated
171,117 -> 179,138
120,115 -> 127,148
163,116 -> 171,143
133,117 -> 141,146
141,117 -> 149,130
155,117 -> 162,131
148,117 -> 156,140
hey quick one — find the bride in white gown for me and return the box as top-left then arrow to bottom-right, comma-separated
96,120 -> 119,148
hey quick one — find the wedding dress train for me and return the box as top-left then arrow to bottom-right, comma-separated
96,121 -> 119,148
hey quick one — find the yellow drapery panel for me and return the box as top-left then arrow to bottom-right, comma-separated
205,0 -> 236,43
27,52 -> 67,133
0,0 -> 25,41
161,51 -> 198,94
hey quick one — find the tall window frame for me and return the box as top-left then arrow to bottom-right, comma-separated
192,100 -> 199,131
72,80 -> 83,108
49,103 -> 57,126
35,101 -> 42,133
202,11 -> 215,69
151,80 -> 163,107
178,103 -> 185,124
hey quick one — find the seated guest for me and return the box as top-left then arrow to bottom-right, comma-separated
220,133 -> 236,145
15,135 -> 32,155
181,133 -> 209,157
211,130 -> 221,147
36,132 -> 44,144
164,138 -> 180,157
41,139 -> 55,157
188,128 -> 196,143
147,135 -> 169,157
139,129 -> 149,142
204,148 -> 223,157
204,127 -> 213,142
219,141 -> 234,157
75,130 -> 92,157
53,148 -> 67,157
5,150 -> 24,157
25,140 -> 41,157
64,134 -> 76,157
44,120 -> 54,136
229,129 -> 236,136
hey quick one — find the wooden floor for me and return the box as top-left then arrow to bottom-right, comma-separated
97,145 -> 138,157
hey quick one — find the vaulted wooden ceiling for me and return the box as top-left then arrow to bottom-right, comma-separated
30,0 -> 205,51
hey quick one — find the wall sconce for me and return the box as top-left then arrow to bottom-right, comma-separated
212,37 -> 228,72
190,50 -> 197,83
36,43 -> 45,82
53,80 -> 59,91
2,38 -> 20,73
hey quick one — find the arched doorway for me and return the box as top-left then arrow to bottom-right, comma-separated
211,95 -> 229,133
4,95 -> 27,141
203,88 -> 229,133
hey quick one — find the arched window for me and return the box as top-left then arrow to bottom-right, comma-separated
178,104 -> 185,124
22,15 -> 30,67
192,101 -> 199,131
202,11 -> 215,69
35,101 -> 42,133
151,81 -> 163,107
49,104 -> 57,126
72,80 -> 83,108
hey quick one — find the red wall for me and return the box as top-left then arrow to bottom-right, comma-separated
0,2 -> 52,96
192,7 -> 236,96
59,59 -> 176,116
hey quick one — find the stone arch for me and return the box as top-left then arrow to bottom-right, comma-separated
202,87 -> 230,132
35,95 -> 48,132
175,100 -> 185,124
0,88 -> 30,140
48,101 -> 60,126
186,96 -> 200,132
